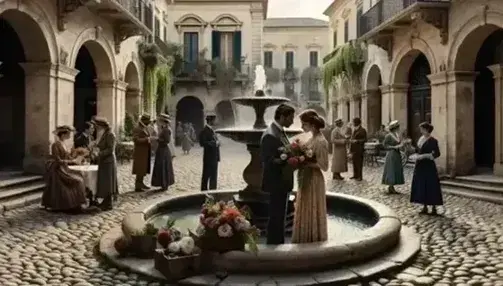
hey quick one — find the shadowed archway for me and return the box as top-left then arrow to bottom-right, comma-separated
365,65 -> 383,135
124,62 -> 141,117
176,96 -> 205,138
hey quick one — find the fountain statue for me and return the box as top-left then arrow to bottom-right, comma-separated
216,65 -> 302,231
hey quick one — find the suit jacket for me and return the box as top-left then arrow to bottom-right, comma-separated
199,125 -> 220,166
74,133 -> 92,149
132,123 -> 151,175
350,126 -> 367,154
97,130 -> 116,163
260,123 -> 293,193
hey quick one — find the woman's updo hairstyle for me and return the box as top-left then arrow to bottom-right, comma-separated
299,109 -> 325,129
419,122 -> 434,133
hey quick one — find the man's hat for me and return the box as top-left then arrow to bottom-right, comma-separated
334,118 -> 343,124
92,116 -> 110,128
140,114 -> 151,122
158,113 -> 171,123
52,125 -> 75,135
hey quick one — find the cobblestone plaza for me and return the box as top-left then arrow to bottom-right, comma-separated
0,141 -> 503,286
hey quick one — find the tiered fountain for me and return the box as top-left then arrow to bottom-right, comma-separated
215,65 -> 302,231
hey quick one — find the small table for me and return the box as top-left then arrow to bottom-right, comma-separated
69,165 -> 98,196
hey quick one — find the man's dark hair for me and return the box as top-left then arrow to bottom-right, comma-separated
274,104 -> 295,120
84,122 -> 93,131
352,117 -> 362,126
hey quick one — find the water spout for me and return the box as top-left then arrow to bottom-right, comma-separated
253,65 -> 266,93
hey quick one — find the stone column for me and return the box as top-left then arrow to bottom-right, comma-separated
115,80 -> 128,134
20,63 -> 79,173
331,101 -> 338,123
349,94 -> 361,121
427,72 -> 449,174
362,89 -> 382,136
95,80 -> 117,129
488,64 -> 503,176
337,98 -> 349,123
380,84 -> 408,127
126,88 -> 142,117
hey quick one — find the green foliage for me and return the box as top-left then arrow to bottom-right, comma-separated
143,223 -> 159,236
138,41 -> 160,68
265,67 -> 280,83
322,41 -> 366,100
156,63 -> 171,113
212,59 -> 236,95
124,113 -> 136,138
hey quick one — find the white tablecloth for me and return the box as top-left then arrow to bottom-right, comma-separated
69,165 -> 98,195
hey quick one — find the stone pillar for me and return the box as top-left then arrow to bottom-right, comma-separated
331,101 -> 338,123
337,98 -> 349,123
380,84 -> 408,128
20,63 -> 79,173
349,94 -> 361,121
95,80 -> 117,130
115,80 -> 128,134
427,72 -> 449,174
362,89 -> 382,136
488,64 -> 503,176
126,88 -> 142,117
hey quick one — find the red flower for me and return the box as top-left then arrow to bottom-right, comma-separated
290,142 -> 298,150
157,231 -> 172,248
287,157 -> 299,167
222,208 -> 241,220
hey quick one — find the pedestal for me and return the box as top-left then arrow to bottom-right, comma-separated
233,144 -> 295,233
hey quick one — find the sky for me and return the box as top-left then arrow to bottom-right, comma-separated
267,0 -> 333,20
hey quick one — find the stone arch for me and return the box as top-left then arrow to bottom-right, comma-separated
363,64 -> 383,135
390,39 -> 436,84
124,62 -> 141,116
365,64 -> 383,90
70,28 -> 117,80
210,14 -> 243,28
176,96 -> 205,137
175,13 -> 208,28
215,100 -> 235,127
449,9 -> 503,71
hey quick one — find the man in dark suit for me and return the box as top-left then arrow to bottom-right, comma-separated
349,117 -> 367,181
260,104 -> 295,245
74,122 -> 94,149
199,114 -> 220,191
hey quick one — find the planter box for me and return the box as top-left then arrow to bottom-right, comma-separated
154,250 -> 201,281
199,232 -> 245,253
130,235 -> 157,258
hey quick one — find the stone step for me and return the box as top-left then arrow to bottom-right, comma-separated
440,179 -> 503,205
0,174 -> 42,188
0,181 -> 45,201
0,174 -> 45,213
1,192 -> 43,213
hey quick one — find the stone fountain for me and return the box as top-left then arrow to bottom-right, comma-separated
215,65 -> 302,232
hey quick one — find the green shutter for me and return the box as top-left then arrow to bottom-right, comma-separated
212,31 -> 221,60
232,31 -> 242,71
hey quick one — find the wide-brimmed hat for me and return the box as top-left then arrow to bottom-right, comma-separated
334,118 -> 343,125
205,113 -> 216,120
92,116 -> 110,128
388,120 -> 400,130
140,114 -> 151,122
158,113 -> 171,123
52,125 -> 75,135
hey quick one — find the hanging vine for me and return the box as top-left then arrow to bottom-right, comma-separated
155,62 -> 172,113
139,41 -> 161,114
322,40 -> 366,103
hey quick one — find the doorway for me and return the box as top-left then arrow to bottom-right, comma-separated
0,18 -> 25,169
176,96 -> 205,138
407,54 -> 431,143
74,46 -> 97,133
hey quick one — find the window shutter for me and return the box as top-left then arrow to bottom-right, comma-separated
232,31 -> 242,71
212,31 -> 221,60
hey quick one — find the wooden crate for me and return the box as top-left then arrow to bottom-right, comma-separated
154,250 -> 201,281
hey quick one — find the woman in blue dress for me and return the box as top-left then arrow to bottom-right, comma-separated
410,122 -> 443,215
381,120 -> 405,194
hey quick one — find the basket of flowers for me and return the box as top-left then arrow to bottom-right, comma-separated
155,219 -> 201,281
130,223 -> 158,258
193,195 -> 259,254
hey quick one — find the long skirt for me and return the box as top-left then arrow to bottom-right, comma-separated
382,149 -> 405,185
410,159 -> 443,206
151,145 -> 175,189
42,161 -> 87,211
96,158 -> 119,202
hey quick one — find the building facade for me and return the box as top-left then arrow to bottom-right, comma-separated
262,18 -> 329,117
324,0 -> 503,176
0,0 -> 179,172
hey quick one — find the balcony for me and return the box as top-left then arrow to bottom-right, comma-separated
282,68 -> 300,82
359,0 -> 450,59
175,59 -> 251,83
57,0 -> 153,54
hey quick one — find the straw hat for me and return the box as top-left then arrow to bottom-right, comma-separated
52,125 -> 75,135
158,113 -> 171,123
334,118 -> 343,125
92,116 -> 110,128
388,120 -> 400,130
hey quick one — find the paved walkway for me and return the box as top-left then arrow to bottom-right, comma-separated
0,141 -> 502,286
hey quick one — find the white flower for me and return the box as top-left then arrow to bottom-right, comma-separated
169,227 -> 182,241
196,224 -> 205,236
280,153 -> 288,160
306,149 -> 314,158
299,155 -> 305,162
217,223 -> 234,238
167,241 -> 180,254
179,236 -> 195,255
210,204 -> 221,213
234,216 -> 251,231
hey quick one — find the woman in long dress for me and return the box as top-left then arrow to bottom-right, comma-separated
151,114 -> 175,191
181,131 -> 193,155
292,110 -> 329,243
93,117 -> 118,211
410,122 -> 443,215
381,120 -> 405,194
43,125 -> 88,212
330,118 -> 348,180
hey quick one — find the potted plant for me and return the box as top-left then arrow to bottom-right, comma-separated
130,223 -> 158,258
193,195 -> 259,254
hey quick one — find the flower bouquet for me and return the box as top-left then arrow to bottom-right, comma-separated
72,147 -> 90,164
155,219 -> 201,281
278,138 -> 316,169
193,195 -> 259,254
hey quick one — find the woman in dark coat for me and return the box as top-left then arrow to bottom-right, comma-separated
151,114 -> 175,191
382,120 -> 405,194
94,117 -> 118,211
410,122 -> 443,215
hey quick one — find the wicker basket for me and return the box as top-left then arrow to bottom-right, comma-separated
154,250 -> 201,281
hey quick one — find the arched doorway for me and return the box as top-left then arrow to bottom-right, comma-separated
74,46 -> 97,132
473,30 -> 503,168
124,62 -> 141,117
176,96 -> 204,138
407,54 -> 431,143
365,65 -> 383,136
0,9 -> 52,170
215,100 -> 235,128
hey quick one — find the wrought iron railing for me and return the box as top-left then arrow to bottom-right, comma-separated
359,0 -> 447,36
115,0 -> 153,30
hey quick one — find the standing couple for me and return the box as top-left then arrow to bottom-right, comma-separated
261,104 -> 330,244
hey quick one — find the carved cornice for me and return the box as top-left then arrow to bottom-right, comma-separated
210,14 -> 243,28
341,8 -> 351,20
263,43 -> 277,49
174,14 -> 208,28
113,25 -> 142,54
411,8 -> 449,45
370,32 -> 393,62
282,43 -> 298,50
306,43 -> 322,50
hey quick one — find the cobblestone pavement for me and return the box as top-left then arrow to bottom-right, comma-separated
0,140 -> 503,286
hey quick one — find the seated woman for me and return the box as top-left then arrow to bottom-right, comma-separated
42,125 -> 88,212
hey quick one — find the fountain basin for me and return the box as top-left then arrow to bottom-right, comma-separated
121,190 -> 402,273
231,96 -> 290,108
216,127 -> 302,144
